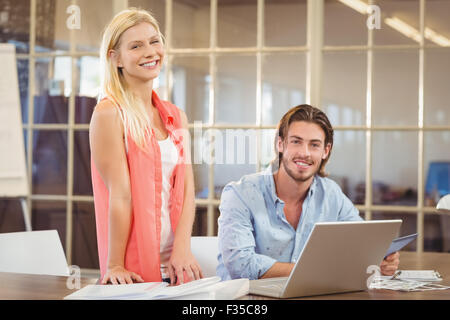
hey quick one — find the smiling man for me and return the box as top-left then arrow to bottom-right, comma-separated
216,104 -> 400,280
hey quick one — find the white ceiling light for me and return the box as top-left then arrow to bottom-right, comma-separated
385,17 -> 450,46
338,0 -> 368,15
338,0 -> 450,47
384,17 -> 421,42
424,27 -> 450,47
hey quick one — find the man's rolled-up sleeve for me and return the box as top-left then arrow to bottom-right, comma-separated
218,185 -> 277,280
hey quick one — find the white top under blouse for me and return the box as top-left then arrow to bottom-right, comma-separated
157,136 -> 179,279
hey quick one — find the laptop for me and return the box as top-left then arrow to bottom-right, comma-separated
249,219 -> 402,298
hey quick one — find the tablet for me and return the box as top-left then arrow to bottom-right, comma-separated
384,233 -> 418,258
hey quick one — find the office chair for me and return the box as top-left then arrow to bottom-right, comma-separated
190,236 -> 219,278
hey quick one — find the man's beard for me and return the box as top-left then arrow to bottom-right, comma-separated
281,155 -> 319,183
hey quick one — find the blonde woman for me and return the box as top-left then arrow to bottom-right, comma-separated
90,8 -> 203,285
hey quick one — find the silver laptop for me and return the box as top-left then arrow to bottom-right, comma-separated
249,219 -> 402,298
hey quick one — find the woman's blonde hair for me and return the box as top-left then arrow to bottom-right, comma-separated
99,7 -> 164,149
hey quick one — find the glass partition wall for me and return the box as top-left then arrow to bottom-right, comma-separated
1,0 -> 449,275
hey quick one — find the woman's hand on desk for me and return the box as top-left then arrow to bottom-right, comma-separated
102,265 -> 144,285
168,248 -> 203,286
380,252 -> 400,276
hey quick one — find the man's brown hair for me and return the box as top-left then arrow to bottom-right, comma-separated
274,104 -> 334,177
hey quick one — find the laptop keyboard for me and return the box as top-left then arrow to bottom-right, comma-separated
260,283 -> 285,290
251,277 -> 288,291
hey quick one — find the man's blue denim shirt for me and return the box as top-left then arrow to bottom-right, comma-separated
216,166 -> 363,281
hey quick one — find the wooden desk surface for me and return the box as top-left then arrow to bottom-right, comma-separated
0,251 -> 449,300
0,272 -> 98,300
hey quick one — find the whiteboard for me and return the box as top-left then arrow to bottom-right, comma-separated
0,43 -> 28,197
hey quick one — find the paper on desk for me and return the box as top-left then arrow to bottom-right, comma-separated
369,269 -> 450,292
143,276 -> 221,299
148,278 -> 249,300
64,276 -> 249,300
369,279 -> 450,292
392,270 -> 442,282
64,282 -> 167,300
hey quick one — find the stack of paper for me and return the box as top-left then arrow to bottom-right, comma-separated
64,282 -> 167,300
64,276 -> 249,300
369,269 -> 450,292
391,270 -> 442,282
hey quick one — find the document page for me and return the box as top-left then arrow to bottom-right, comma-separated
64,282 -> 167,300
